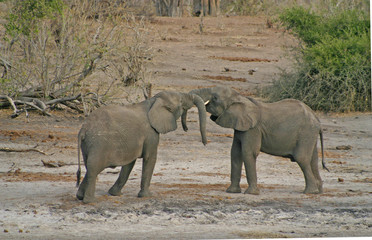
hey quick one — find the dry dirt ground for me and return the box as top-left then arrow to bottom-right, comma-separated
1,16 -> 371,239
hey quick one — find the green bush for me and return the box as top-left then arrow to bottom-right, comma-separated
264,7 -> 371,112
278,7 -> 322,46
5,0 -> 64,38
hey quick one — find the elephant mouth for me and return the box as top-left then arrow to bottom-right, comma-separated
210,115 -> 218,122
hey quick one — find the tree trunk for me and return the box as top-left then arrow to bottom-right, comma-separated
155,0 -> 219,17
155,0 -> 185,17
193,0 -> 219,16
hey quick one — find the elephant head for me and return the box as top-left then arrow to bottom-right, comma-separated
148,91 -> 208,145
189,86 -> 260,131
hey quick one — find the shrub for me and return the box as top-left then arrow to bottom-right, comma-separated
5,0 -> 64,38
264,7 -> 371,112
0,0 -> 152,116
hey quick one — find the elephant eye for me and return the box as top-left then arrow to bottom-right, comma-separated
212,95 -> 218,101
165,106 -> 172,112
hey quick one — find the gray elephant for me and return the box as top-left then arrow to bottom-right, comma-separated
76,91 -> 207,203
188,86 -> 328,195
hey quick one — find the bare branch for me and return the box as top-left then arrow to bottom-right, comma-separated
60,101 -> 84,113
13,100 -> 51,116
45,94 -> 81,106
0,147 -> 47,155
0,95 -> 18,116
0,57 -> 12,78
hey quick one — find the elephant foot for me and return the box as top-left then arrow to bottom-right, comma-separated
303,183 -> 321,194
108,187 -> 122,196
317,183 -> 323,194
82,196 -> 97,204
244,186 -> 260,195
303,187 -> 320,194
76,192 -> 84,201
138,189 -> 152,198
226,185 -> 241,193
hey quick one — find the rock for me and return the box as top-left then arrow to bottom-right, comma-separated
336,145 -> 352,150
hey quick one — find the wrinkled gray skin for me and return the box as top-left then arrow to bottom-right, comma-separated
189,86 -> 328,195
76,91 -> 207,203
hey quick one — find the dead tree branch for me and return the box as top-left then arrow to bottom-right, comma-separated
0,95 -> 19,116
45,94 -> 82,106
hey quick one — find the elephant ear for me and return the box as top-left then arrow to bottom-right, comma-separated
215,101 -> 259,131
148,97 -> 177,134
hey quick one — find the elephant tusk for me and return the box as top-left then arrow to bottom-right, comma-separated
204,100 -> 210,105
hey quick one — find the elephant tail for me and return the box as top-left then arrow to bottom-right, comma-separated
320,129 -> 329,172
76,130 -> 83,187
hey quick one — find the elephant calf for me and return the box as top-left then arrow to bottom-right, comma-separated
190,86 -> 329,195
76,91 -> 207,203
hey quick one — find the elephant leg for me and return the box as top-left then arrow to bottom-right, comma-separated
76,173 -> 88,200
82,157 -> 104,204
108,160 -> 137,196
310,146 -> 323,193
138,136 -> 159,198
76,152 -> 88,200
295,150 -> 319,194
82,169 -> 100,204
138,154 -> 157,198
241,130 -> 260,195
242,152 -> 260,195
226,136 -> 242,193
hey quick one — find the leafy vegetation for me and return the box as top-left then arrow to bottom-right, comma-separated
221,0 -> 370,16
263,6 -> 370,112
5,0 -> 64,38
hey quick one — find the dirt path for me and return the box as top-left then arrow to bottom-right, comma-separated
0,16 -> 371,239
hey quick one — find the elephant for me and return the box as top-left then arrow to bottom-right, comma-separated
188,86 -> 329,195
76,91 -> 208,203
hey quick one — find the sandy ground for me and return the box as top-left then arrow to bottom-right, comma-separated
0,16 -> 371,239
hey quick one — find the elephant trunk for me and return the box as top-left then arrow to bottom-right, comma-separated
192,94 -> 208,145
181,93 -> 208,145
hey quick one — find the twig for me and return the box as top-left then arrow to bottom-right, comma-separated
0,147 -> 47,155
84,92 -> 103,106
52,54 -> 102,98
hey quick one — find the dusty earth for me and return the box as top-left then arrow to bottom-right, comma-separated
1,16 -> 371,239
